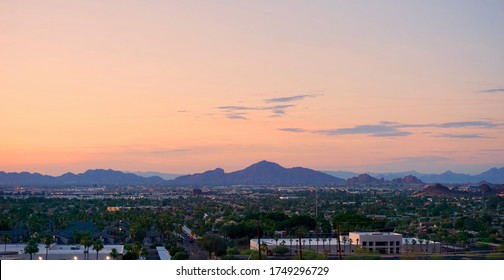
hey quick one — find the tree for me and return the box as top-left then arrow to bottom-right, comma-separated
173,251 -> 189,260
197,234 -> 227,259
110,248 -> 118,260
273,234 -> 279,246
92,239 -> 104,260
140,247 -> 149,260
42,234 -> 53,260
2,235 -> 11,252
295,226 -> 307,259
24,238 -> 39,260
80,234 -> 93,260
260,242 -> 268,257
342,236 -> 347,252
272,245 -> 289,256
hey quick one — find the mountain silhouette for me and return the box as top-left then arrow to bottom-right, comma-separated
0,169 -> 164,186
172,160 -> 344,185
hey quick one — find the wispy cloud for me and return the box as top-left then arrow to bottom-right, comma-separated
278,128 -> 306,133
480,88 -> 504,93
217,104 -> 296,119
437,121 -> 499,128
436,133 -> 489,139
216,91 -> 322,120
217,104 -> 294,112
314,125 -> 411,137
264,93 -> 321,103
279,120 -> 501,138
226,113 -> 248,120
279,123 -> 411,137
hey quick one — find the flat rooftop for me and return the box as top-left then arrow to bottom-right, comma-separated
351,232 -> 402,236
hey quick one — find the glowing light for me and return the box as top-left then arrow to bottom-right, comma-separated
106,256 -> 110,260
73,256 -> 78,260
38,256 -> 43,260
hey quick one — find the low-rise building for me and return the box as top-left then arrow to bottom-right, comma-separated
349,232 -> 402,254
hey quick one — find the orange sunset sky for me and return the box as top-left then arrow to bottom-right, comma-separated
1,1 -> 503,175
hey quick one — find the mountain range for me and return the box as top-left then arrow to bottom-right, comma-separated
413,183 -> 500,197
322,167 -> 504,184
0,169 -> 165,186
0,161 -> 343,186
1,161 -> 503,186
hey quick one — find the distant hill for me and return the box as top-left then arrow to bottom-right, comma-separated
413,183 -> 456,197
172,160 -> 345,186
345,174 -> 424,186
414,183 -> 499,197
473,167 -> 504,183
0,169 -> 165,186
346,174 -> 385,185
127,171 -> 183,180
322,167 -> 504,184
390,175 -> 424,185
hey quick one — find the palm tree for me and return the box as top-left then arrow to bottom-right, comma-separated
24,238 -> 39,260
289,238 -> 293,256
404,239 -> 409,252
110,248 -> 118,260
80,235 -> 93,260
322,238 -> 326,251
92,239 -> 104,260
425,240 -> 430,253
419,240 -> 424,252
316,237 -> 320,253
2,235 -> 11,252
342,236 -> 347,253
348,238 -> 353,255
412,239 -> 417,252
43,235 -> 53,260
295,227 -> 307,260
328,237 -> 332,255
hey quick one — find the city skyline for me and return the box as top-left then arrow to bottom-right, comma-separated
2,1 -> 504,175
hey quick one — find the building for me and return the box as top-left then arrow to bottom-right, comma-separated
349,232 -> 402,254
250,237 -> 355,256
250,232 -> 446,257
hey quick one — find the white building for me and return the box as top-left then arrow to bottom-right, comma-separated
250,232 -> 445,257
250,237 -> 355,256
349,232 -> 402,254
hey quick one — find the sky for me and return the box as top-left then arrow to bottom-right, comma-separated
1,0 -> 504,175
